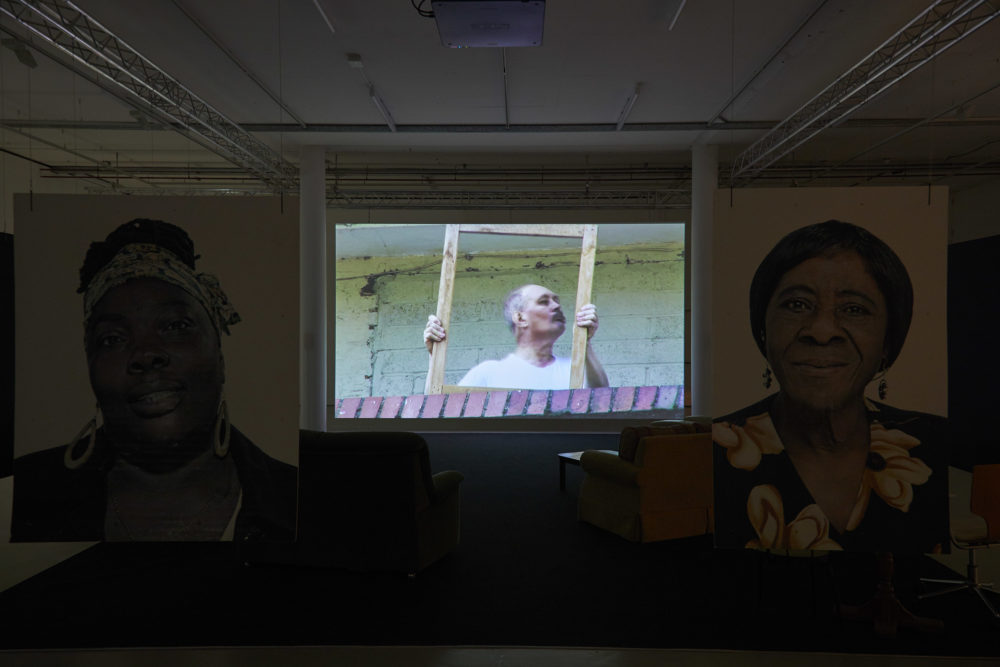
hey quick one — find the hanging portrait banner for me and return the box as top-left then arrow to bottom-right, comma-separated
710,186 -> 948,554
11,194 -> 299,543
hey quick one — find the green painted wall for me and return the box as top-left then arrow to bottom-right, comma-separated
335,241 -> 684,398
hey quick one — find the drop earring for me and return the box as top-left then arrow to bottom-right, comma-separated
65,404 -> 100,469
214,390 -> 231,458
876,360 -> 888,400
759,331 -> 773,389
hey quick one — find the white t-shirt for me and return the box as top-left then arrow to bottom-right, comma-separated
457,353 -> 577,390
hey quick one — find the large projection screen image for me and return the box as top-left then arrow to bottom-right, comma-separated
334,222 -> 685,423
11,194 -> 299,543
710,187 -> 949,554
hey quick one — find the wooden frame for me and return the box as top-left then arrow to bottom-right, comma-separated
425,223 -> 598,394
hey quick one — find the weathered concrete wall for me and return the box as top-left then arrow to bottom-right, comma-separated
335,241 -> 684,399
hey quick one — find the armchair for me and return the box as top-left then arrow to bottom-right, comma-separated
296,430 -> 464,574
577,421 -> 713,542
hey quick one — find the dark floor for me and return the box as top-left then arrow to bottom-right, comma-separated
1,431 -> 997,657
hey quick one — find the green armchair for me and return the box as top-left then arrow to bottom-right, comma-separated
578,421 -> 713,542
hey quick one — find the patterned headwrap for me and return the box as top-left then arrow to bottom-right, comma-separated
82,242 -> 241,337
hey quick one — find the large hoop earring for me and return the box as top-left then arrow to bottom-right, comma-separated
64,404 -> 100,470
214,391 -> 231,458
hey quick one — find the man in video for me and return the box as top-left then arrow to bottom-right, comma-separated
423,283 -> 609,390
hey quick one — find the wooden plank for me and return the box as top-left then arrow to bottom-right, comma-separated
425,223 -> 599,394
424,224 -> 460,395
569,224 -> 598,389
442,384 -> 518,393
458,223 -> 586,238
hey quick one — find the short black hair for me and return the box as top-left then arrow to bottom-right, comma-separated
78,219 -> 197,294
748,220 -> 913,368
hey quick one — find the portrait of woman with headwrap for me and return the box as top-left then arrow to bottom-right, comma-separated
712,220 -> 949,554
11,219 -> 297,542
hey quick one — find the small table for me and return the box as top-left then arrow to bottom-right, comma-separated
558,450 -> 616,491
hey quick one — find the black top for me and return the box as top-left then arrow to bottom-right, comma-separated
11,426 -> 297,543
713,395 -> 949,553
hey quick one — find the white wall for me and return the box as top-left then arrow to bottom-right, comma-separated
0,167 -> 997,591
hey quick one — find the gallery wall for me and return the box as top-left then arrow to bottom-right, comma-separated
1,233 -> 11,479
0,183 -> 979,589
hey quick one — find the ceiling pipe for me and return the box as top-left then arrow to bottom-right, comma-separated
6,116 -> 997,134
667,0 -> 687,31
348,54 -> 397,132
502,48 -> 511,129
311,0 -> 336,35
615,85 -> 641,131
370,87 -> 397,132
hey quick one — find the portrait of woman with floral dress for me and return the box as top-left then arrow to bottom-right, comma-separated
713,220 -> 949,553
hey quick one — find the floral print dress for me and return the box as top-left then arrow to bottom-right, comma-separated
712,395 -> 949,553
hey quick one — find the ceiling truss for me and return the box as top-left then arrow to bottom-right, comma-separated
730,0 -> 1000,185
0,0 -> 298,190
27,157 -> 1000,209
0,0 -> 997,207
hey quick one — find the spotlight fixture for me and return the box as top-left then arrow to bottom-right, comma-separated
432,0 -> 545,48
129,109 -> 157,128
2,37 -> 38,68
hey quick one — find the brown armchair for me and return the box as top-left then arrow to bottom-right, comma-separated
577,421 -> 713,542
296,430 -> 464,574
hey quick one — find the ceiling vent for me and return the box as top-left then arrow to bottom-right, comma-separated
432,1 -> 545,48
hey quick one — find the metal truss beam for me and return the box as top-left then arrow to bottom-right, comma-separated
37,160 -> 1000,202
0,0 -> 297,190
326,189 -> 693,210
730,0 -> 1000,185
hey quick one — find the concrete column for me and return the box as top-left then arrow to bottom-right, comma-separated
299,146 -> 327,430
690,144 -> 717,417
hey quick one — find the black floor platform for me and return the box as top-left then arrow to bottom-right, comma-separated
2,432 -> 997,656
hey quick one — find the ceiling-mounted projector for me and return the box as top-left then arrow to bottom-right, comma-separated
432,0 -> 545,48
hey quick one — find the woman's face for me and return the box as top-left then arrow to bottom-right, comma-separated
764,250 -> 888,412
87,278 -> 224,447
